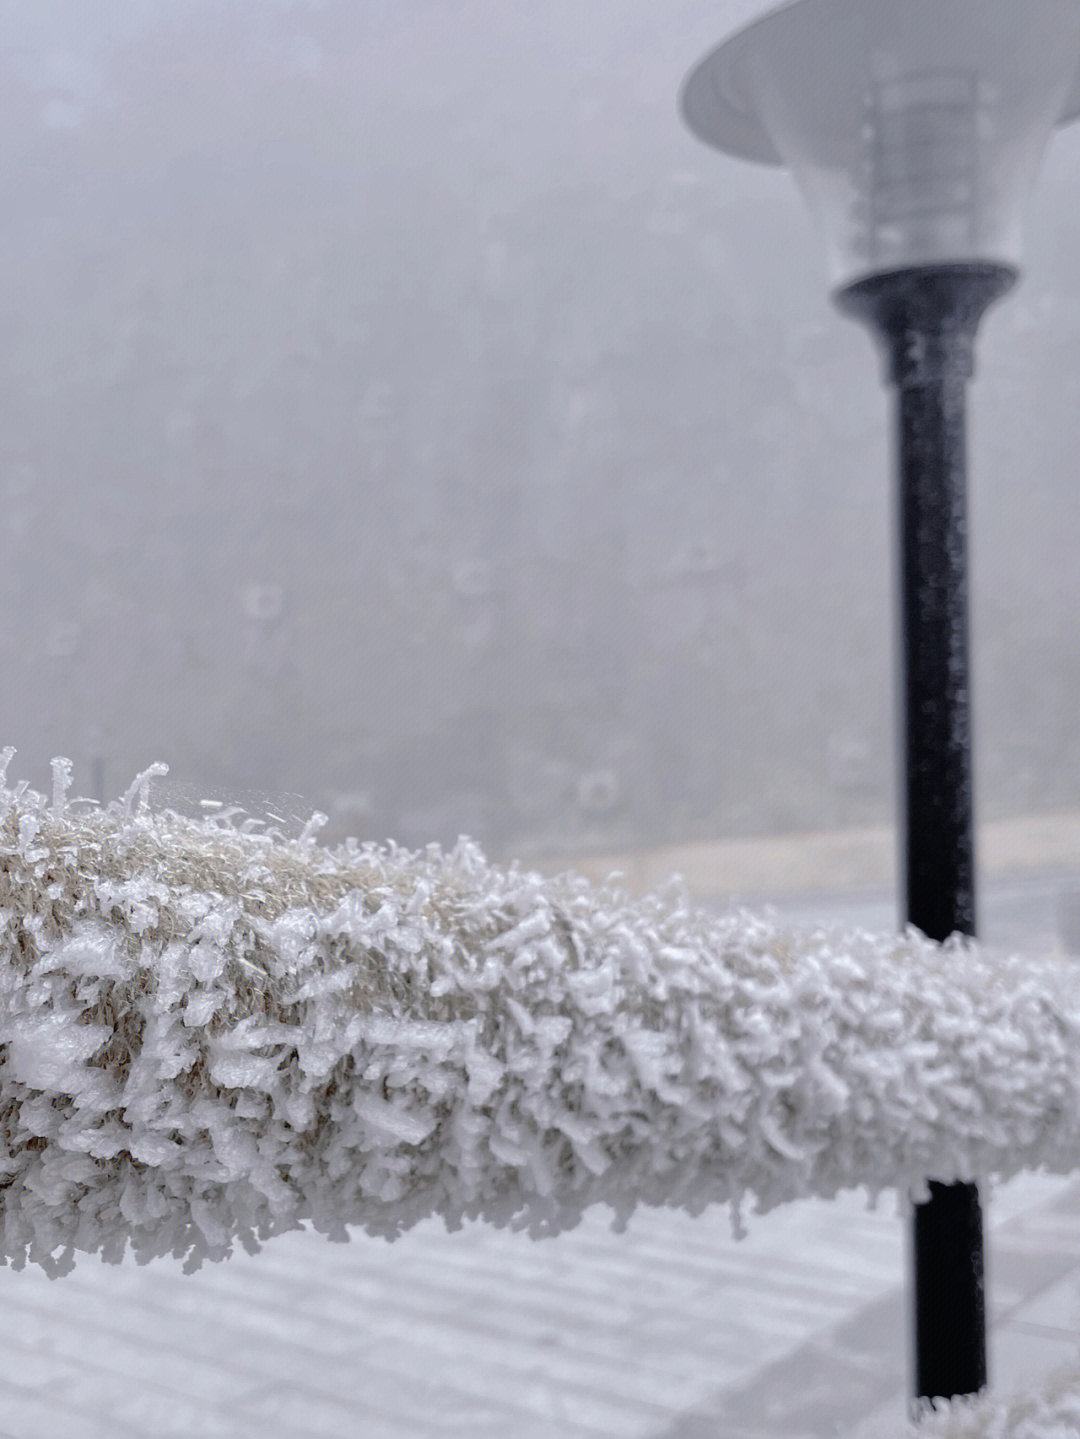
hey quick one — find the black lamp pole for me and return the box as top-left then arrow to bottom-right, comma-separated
834,260 -> 1017,1403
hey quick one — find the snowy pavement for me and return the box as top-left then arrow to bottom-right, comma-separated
0,1169 -> 1078,1438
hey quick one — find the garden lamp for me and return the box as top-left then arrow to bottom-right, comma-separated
680,0 -> 1080,1411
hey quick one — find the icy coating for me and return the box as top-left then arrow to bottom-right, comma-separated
2,748 -> 1080,1273
3,756 -> 1080,1433
886,1364 -> 1080,1439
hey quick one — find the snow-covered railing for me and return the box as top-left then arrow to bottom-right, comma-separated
3,754 -> 1080,1436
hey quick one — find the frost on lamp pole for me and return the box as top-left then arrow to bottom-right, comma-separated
680,0 -> 1080,1411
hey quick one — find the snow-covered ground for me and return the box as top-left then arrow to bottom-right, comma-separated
0,1167 -> 1076,1437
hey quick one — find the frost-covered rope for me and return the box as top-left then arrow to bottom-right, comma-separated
883,1365 -> 1080,1439
4,750 -> 1080,1269
4,756 -> 1080,1434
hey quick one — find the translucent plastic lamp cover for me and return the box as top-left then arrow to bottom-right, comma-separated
681,0 -> 1080,289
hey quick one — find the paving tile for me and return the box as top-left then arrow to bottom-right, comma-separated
985,1211 -> 1080,1259
228,1383 -> 416,1439
230,1377 -> 616,1439
650,1325 -> 904,1439
651,1193 -> 1080,1439
0,1335 -> 194,1433
992,1320 -> 1080,1396
0,1283 -> 351,1408
0,1284 -> 391,1427
986,1245 -> 1070,1320
153,1268 -> 365,1352
355,1326 -> 679,1436
230,1364 -> 615,1439
228,1355 -> 603,1439
676,1281 -> 858,1337
829,1291 -> 907,1369
839,1388 -> 912,1439
295,1266 -> 633,1380
332,1246 -> 641,1334
299,1248 -> 852,1395
104,1389 -> 245,1438
0,1173 -> 1076,1439
1046,1181 -> 1080,1217
1008,1267 -> 1080,1334
286,1233 -> 846,1387
359,1312 -> 681,1424
0,1381 -> 146,1439
0,1292 -> 256,1408
94,1271 -> 362,1358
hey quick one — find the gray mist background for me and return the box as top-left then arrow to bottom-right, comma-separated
3,0 -> 1080,867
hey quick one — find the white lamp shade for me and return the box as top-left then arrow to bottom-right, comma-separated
682,0 -> 1080,289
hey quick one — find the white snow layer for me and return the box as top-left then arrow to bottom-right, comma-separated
3,756 -> 1080,1436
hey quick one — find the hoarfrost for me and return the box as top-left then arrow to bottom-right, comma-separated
2,758 -> 1080,1432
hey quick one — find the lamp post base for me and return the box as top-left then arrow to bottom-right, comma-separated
832,261 -> 1017,1406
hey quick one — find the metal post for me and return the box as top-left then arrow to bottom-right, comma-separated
833,261 -> 1016,1406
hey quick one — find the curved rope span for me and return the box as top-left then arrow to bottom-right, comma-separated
3,756 -> 1080,1435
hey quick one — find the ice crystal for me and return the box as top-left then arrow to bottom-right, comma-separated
2,756 -> 1080,1432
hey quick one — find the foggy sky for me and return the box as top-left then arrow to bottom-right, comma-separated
3,1 -> 1080,869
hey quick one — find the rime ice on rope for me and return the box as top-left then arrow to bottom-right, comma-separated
5,760 -> 1080,1426
882,1364 -> 1080,1439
